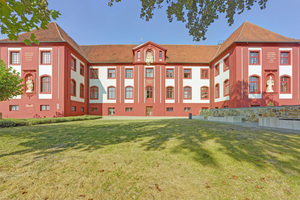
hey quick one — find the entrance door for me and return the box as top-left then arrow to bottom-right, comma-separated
146,106 -> 153,116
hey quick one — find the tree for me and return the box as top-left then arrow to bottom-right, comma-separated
108,0 -> 268,41
0,0 -> 60,45
0,60 -> 24,101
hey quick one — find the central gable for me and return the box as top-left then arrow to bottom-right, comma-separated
133,41 -> 167,64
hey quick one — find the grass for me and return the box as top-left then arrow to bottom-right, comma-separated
0,119 -> 299,200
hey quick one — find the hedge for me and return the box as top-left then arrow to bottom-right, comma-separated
0,115 -> 102,128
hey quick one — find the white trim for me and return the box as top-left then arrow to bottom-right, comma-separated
249,94 -> 262,99
39,47 -> 52,51
125,99 -> 134,103
8,48 -> 21,51
165,99 -> 175,103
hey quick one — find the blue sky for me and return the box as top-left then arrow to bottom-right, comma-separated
2,0 -> 300,45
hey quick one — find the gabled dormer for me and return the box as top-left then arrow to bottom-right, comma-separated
132,41 -> 167,65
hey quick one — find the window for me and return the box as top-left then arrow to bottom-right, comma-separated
184,69 -> 191,78
80,64 -> 84,76
166,107 -> 173,112
137,51 -> 140,58
71,80 -> 76,96
201,86 -> 209,99
201,69 -> 209,79
215,64 -> 220,76
125,86 -> 133,99
183,87 -> 191,99
71,58 -> 76,71
249,76 -> 260,93
81,107 -> 84,112
108,87 -> 115,99
10,105 -> 19,111
280,52 -> 290,65
91,107 -> 98,112
224,80 -> 229,96
280,76 -> 290,93
125,69 -> 133,78
184,107 -> 191,112
10,52 -> 20,64
80,84 -> 84,98
250,51 -> 259,64
202,107 -> 208,110
125,107 -> 133,112
224,57 -> 229,71
215,84 -> 220,98
108,69 -> 115,78
40,105 -> 50,111
90,69 -> 98,79
41,52 -> 51,64
166,87 -> 174,99
146,68 -> 153,77
108,107 -> 115,115
251,105 -> 260,107
90,86 -> 98,99
166,69 -> 174,78
72,106 -> 76,111
41,76 -> 51,93
224,106 -> 228,109
146,86 -> 153,98
159,51 -> 162,58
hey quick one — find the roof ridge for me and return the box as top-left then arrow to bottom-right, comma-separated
53,22 -> 65,42
236,21 -> 247,42
212,44 -> 222,60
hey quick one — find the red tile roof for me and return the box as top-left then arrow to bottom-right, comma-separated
214,21 -> 300,59
0,22 -> 84,58
1,21 -> 299,64
80,44 -> 219,64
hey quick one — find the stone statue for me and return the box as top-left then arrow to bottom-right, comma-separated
26,76 -> 34,93
146,51 -> 154,65
266,76 -> 274,93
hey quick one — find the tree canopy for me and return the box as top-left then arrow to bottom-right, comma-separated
0,60 -> 24,101
0,0 -> 60,45
108,0 -> 268,41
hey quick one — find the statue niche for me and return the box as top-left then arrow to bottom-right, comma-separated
266,75 -> 274,93
145,50 -> 154,65
26,75 -> 34,93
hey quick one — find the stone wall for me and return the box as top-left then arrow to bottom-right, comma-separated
199,105 -> 300,122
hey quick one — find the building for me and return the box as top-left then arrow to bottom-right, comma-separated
0,21 -> 299,118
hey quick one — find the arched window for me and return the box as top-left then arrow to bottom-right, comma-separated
71,80 -> 76,96
224,80 -> 229,96
108,87 -> 115,99
201,86 -> 209,99
146,86 -> 153,98
80,84 -> 84,98
215,84 -> 219,98
41,76 -> 51,93
280,76 -> 291,93
249,76 -> 260,93
125,86 -> 133,99
166,86 -> 174,99
183,86 -> 191,99
90,86 -> 98,99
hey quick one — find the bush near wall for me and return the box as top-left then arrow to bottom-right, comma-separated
0,115 -> 102,128
0,113 -> 2,119
199,105 -> 300,122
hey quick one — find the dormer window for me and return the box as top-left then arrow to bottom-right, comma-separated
159,51 -> 162,58
137,51 -> 140,59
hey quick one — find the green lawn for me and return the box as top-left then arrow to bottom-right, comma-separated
0,119 -> 299,200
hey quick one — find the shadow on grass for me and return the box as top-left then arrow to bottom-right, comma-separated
0,119 -> 299,174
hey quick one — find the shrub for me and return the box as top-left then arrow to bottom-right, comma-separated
0,115 -> 102,128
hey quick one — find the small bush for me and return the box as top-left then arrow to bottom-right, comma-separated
0,115 -> 102,128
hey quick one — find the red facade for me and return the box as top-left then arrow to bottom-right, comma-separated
0,22 -> 299,118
